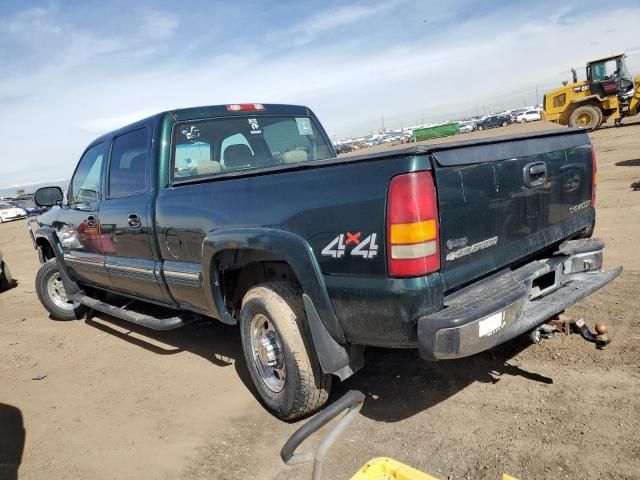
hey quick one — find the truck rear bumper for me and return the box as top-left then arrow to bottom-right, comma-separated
417,239 -> 622,360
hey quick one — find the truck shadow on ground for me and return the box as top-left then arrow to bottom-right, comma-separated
0,402 -> 25,480
335,337 -> 552,423
597,120 -> 640,131
614,158 -> 640,167
85,311 -> 552,424
84,313 -> 253,390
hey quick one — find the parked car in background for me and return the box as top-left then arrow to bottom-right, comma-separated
0,248 -> 13,291
509,109 -> 527,122
335,144 -> 354,155
9,199 -> 48,217
459,123 -> 474,133
476,115 -> 511,130
517,110 -> 542,123
0,202 -> 27,223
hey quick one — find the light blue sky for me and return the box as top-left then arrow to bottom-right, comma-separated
1,0 -> 639,187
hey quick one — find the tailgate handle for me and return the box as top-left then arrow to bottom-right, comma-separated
524,162 -> 547,187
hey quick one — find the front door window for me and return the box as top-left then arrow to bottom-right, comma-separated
68,143 -> 105,210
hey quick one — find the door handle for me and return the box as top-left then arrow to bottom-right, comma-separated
127,213 -> 142,229
523,162 -> 547,187
87,215 -> 97,228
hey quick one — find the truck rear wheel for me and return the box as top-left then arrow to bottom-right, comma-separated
240,282 -> 332,419
569,105 -> 602,130
35,259 -> 88,320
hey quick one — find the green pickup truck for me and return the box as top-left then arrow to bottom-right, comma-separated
29,103 -> 620,418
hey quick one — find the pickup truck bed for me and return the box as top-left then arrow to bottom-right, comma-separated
30,104 -> 620,419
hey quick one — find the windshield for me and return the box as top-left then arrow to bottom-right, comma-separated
172,115 -> 333,180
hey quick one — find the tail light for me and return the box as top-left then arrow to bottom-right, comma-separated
387,171 -> 440,277
226,103 -> 265,112
591,146 -> 597,207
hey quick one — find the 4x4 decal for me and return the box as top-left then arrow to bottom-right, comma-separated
321,232 -> 379,259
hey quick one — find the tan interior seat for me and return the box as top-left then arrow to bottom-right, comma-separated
281,149 -> 308,164
195,160 -> 222,175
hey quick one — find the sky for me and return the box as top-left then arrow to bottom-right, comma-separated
1,0 -> 640,188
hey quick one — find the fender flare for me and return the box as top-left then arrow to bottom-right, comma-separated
33,227 -> 83,298
202,228 -> 358,377
202,227 -> 345,342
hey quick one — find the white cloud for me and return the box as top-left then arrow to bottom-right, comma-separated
297,3 -> 393,36
141,11 -> 178,39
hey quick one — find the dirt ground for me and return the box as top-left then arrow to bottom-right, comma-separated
1,119 -> 639,480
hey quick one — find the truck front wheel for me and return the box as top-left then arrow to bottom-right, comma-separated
35,259 -> 88,320
240,282 -> 332,419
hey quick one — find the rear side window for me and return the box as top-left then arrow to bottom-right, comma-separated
108,128 -> 149,198
172,115 -> 333,180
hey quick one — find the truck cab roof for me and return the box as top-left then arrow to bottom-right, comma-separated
88,103 -> 315,149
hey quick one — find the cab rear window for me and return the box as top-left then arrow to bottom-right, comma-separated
171,116 -> 333,180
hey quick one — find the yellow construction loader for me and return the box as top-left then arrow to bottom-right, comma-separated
542,53 -> 640,130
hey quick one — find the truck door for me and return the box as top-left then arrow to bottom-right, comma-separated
58,142 -> 112,288
98,127 -> 173,304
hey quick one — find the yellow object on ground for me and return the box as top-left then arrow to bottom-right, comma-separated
351,457 -> 519,480
351,457 -> 439,480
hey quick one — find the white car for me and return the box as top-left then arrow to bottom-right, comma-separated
0,202 -> 27,223
459,124 -> 474,133
517,110 -> 541,123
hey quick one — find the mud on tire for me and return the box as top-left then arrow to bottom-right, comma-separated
240,282 -> 332,419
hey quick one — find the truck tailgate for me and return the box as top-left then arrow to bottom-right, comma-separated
432,130 -> 595,291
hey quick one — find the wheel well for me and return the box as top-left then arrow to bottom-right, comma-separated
216,249 -> 302,320
36,238 -> 55,262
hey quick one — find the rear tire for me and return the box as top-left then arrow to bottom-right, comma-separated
240,282 -> 332,419
478,125 -> 484,131
35,259 -> 88,320
502,121 -> 508,127
569,104 -> 602,130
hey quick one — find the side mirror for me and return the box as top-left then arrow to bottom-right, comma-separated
34,186 -> 63,207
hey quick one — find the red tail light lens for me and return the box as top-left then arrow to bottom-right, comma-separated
591,146 -> 597,207
226,103 -> 265,112
387,171 -> 440,277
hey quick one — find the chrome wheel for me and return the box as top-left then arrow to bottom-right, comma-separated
249,313 -> 286,393
46,273 -> 75,311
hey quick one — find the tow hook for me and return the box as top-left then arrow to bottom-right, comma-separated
530,317 -> 610,349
